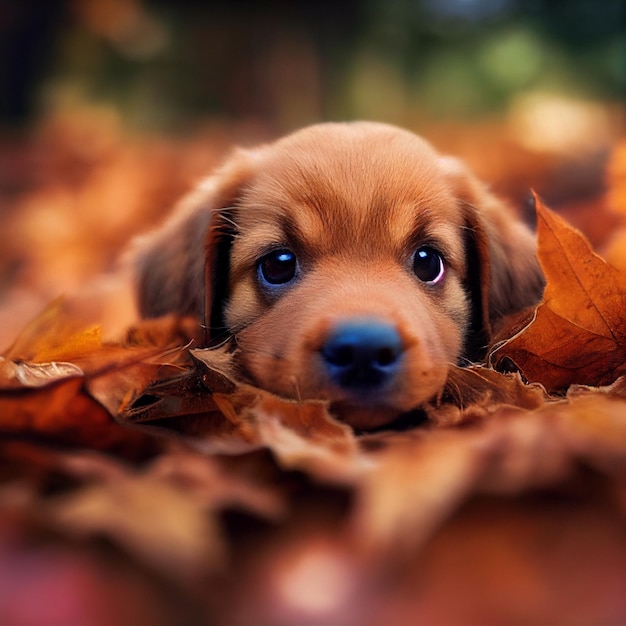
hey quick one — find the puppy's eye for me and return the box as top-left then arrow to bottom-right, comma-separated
413,246 -> 445,284
258,249 -> 298,286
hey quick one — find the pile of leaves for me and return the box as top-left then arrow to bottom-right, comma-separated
2,189 -> 626,624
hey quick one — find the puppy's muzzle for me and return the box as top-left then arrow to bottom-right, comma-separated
320,317 -> 403,393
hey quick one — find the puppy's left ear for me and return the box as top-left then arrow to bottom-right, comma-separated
131,147 -> 259,341
440,157 -> 545,356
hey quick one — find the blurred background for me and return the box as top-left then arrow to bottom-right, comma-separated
1,0 -> 625,346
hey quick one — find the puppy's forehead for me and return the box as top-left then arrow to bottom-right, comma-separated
237,124 -> 461,253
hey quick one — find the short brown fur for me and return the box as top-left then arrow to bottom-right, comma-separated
133,122 -> 544,429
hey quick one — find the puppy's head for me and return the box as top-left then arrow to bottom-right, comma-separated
136,122 -> 543,429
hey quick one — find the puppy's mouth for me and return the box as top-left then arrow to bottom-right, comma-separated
327,397 -> 421,431
352,407 -> 430,434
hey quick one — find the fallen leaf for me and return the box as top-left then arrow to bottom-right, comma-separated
117,369 -> 218,423
190,345 -> 239,394
13,360 -> 85,387
352,429 -> 494,556
148,451 -> 287,522
46,473 -> 224,584
560,387 -> 626,474
248,389 -> 362,482
0,356 -> 84,389
424,364 -> 547,426
490,193 -> 626,391
2,298 -> 102,364
124,344 -> 362,479
0,377 -> 160,459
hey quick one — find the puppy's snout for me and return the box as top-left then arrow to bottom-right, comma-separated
320,318 -> 404,391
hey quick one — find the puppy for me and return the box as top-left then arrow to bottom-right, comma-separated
134,122 -> 544,429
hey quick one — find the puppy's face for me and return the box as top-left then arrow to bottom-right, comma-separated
224,126 -> 477,429
136,122 -> 543,430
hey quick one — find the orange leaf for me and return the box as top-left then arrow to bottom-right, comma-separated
490,193 -> 626,392
2,298 -> 102,364
0,378 -> 159,458
0,308 -> 195,458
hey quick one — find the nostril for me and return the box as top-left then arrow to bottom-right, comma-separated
324,343 -> 356,368
375,346 -> 399,367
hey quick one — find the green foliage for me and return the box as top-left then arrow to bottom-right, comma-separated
0,0 -> 623,129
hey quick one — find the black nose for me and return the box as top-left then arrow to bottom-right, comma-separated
320,319 -> 403,391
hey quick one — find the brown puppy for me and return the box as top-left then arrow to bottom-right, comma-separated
134,122 -> 543,429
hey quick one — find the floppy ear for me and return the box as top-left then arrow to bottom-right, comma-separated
440,157 -> 545,356
132,148 -> 258,340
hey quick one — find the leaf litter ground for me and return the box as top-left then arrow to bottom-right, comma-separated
2,198 -> 626,625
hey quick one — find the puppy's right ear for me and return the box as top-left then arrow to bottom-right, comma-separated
132,148 -> 258,334
439,156 -> 545,357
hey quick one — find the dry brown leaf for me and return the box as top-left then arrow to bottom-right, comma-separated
0,301 -> 191,406
190,346 -> 240,394
124,344 -> 362,480
117,369 -> 220,423
558,389 -> 626,474
118,359 -> 261,453
0,377 -> 160,458
203,385 -> 362,482
490,193 -> 626,392
351,388 -> 626,562
353,406 -> 576,559
0,307 -> 203,458
148,451 -> 287,522
353,429 -> 493,556
0,440 -> 286,589
245,389 -> 361,482
2,359 -> 85,388
424,364 -> 547,426
46,474 -> 224,584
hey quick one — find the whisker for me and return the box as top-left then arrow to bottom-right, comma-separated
228,344 -> 287,361
207,335 -> 233,350
217,213 -> 240,230
291,376 -> 303,403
